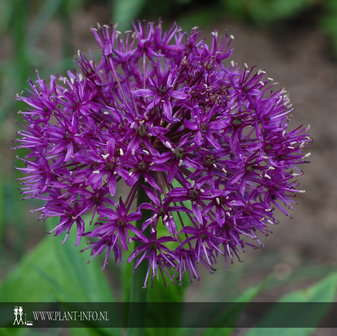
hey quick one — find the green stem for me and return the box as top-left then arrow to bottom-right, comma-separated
127,181 -> 151,336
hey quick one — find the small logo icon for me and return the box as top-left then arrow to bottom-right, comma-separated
13,306 -> 33,326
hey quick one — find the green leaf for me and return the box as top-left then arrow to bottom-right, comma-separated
0,227 -> 114,302
182,275 -> 270,336
244,273 -> 337,336
203,284 -> 267,336
0,218 -> 120,335
277,272 -> 337,303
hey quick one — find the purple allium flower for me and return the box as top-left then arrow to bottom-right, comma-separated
16,21 -> 311,287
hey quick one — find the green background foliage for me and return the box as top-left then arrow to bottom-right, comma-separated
0,0 -> 336,335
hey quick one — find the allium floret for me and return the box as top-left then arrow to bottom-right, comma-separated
16,21 -> 311,287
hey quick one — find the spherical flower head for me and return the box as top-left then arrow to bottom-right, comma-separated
16,21 -> 311,287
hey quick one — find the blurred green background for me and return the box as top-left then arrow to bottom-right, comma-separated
1,0 -> 337,335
